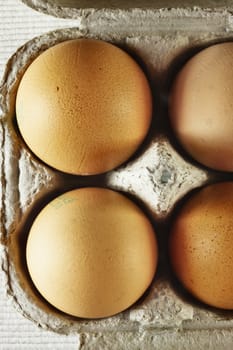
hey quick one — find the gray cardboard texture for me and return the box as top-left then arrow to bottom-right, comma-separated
23,0 -> 233,10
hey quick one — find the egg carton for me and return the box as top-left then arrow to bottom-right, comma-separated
20,0 -> 233,17
0,0 -> 233,336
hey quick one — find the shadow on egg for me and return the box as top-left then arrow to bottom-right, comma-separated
166,183 -> 233,318
8,186 -> 162,321
163,37 -> 233,175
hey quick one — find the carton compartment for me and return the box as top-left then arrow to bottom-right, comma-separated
21,0 -> 233,11
0,23 -> 233,334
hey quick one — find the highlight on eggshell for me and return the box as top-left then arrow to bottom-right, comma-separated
169,181 -> 233,310
169,42 -> 233,172
16,38 -> 152,175
26,187 -> 158,319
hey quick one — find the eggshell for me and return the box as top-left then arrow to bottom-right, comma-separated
169,42 -> 233,172
16,39 -> 152,175
169,182 -> 233,309
26,188 -> 158,319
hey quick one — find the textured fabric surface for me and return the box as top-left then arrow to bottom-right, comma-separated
0,273 -> 79,349
0,0 -> 80,79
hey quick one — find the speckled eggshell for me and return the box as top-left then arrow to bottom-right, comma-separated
16,39 -> 152,175
169,182 -> 233,309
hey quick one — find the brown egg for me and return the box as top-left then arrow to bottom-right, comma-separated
169,42 -> 233,172
16,39 -> 152,175
169,182 -> 233,309
26,188 -> 158,319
